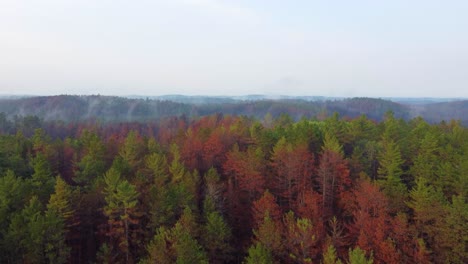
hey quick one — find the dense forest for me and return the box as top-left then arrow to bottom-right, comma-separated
0,111 -> 467,263
2,95 -> 468,125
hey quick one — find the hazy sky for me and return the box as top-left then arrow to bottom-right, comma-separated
1,0 -> 467,97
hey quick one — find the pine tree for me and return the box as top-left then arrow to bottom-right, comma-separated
347,247 -> 373,264
318,133 -> 350,220
406,177 -> 446,262
103,168 -> 140,263
171,222 -> 209,264
202,211 -> 233,263
440,195 -> 468,263
47,176 -> 74,221
284,212 -> 317,263
144,227 -> 174,264
377,139 -> 407,214
323,245 -> 343,264
74,130 -> 107,185
244,242 -> 275,264
30,153 -> 56,203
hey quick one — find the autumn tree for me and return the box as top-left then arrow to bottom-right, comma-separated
347,179 -> 396,263
270,137 -> 314,211
283,211 -> 318,263
317,132 -> 350,220
223,144 -> 266,240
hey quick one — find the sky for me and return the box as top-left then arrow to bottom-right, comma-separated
0,0 -> 467,97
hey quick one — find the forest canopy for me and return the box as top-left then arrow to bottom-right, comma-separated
0,111 -> 466,263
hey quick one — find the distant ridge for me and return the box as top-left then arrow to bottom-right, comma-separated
0,95 -> 466,125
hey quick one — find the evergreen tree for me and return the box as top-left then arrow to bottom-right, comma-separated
103,168 -> 140,263
47,176 -> 74,221
347,247 -> 373,264
245,242 -> 275,264
30,153 -> 56,203
202,210 -> 232,263
377,139 -> 407,214
323,245 -> 343,264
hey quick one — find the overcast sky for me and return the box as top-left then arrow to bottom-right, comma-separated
1,0 -> 467,97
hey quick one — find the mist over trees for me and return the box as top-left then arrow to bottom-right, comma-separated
1,95 -> 467,125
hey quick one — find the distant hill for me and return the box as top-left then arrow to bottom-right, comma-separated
415,100 -> 468,124
0,95 -> 193,122
0,95 -> 466,124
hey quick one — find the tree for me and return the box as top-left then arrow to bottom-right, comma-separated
406,177 -> 446,254
270,137 -> 314,210
252,190 -> 282,228
347,180 -> 393,263
30,153 -> 56,204
47,176 -> 74,222
253,213 -> 283,258
323,245 -> 343,264
44,176 -> 74,263
146,152 -> 173,229
103,168 -> 140,263
202,211 -> 233,263
144,227 -> 173,264
16,196 -> 46,263
411,132 -> 440,183
171,222 -> 209,264
318,132 -> 350,220
245,242 -> 274,264
43,209 -> 70,264
283,212 -> 317,263
377,139 -> 407,214
203,167 -> 224,213
223,144 -> 266,239
347,247 -> 373,264
439,195 -> 468,263
74,130 -> 107,186
0,170 -> 26,233
119,130 -> 146,174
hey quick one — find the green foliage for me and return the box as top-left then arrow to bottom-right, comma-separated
377,140 -> 403,180
347,247 -> 373,264
322,132 -> 343,155
47,176 -> 74,221
103,167 -> 140,263
440,195 -> 468,263
245,242 -> 275,264
411,132 -> 440,181
253,213 -> 282,255
377,139 -> 407,213
30,153 -> 55,203
146,152 -> 170,186
171,222 -> 209,264
74,130 -> 107,185
284,212 -> 316,263
323,245 -> 343,264
120,130 -> 146,172
202,211 -> 232,263
0,170 -> 26,229
144,227 -> 173,264
43,210 -> 70,264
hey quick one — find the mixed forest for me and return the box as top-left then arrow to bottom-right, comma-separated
0,110 -> 467,263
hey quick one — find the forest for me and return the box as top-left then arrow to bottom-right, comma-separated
2,95 -> 468,125
0,111 -> 467,263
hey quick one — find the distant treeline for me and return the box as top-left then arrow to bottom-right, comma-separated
1,95 -> 466,124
